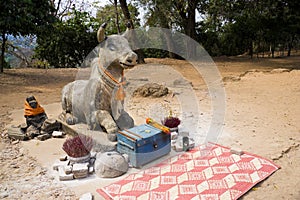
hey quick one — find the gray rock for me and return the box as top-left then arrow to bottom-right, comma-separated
36,133 -> 51,141
41,118 -> 61,134
115,111 -> 134,130
26,125 -> 40,138
80,193 -> 93,200
0,191 -> 9,199
95,151 -> 128,178
107,133 -> 117,142
230,147 -> 244,156
96,110 -> 118,135
7,126 -> 28,141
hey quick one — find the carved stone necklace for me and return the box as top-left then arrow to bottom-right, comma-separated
97,60 -> 126,101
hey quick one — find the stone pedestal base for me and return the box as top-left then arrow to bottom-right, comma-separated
57,119 -> 117,153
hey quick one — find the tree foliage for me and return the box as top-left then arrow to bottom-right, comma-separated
95,2 -> 140,35
200,0 -> 300,57
2,0 -> 300,71
0,0 -> 56,72
140,0 -> 299,58
35,9 -> 98,68
139,0 -> 203,58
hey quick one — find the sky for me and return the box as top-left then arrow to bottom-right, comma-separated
64,0 -> 200,27
84,0 -> 120,16
86,0 -> 201,24
85,0 -> 147,25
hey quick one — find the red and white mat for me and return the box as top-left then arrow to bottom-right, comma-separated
97,143 -> 280,200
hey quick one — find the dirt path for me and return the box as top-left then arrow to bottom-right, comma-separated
0,56 -> 299,199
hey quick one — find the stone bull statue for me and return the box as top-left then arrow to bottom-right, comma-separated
61,23 -> 137,141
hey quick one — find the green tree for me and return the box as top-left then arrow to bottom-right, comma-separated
95,2 -> 140,35
285,0 -> 300,56
203,0 -> 261,57
35,9 -> 98,68
263,0 -> 300,57
139,0 -> 177,58
119,0 -> 145,63
202,0 -> 300,57
0,0 -> 55,73
139,0 -> 207,59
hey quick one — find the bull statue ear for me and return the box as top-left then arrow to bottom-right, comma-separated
122,22 -> 132,40
97,22 -> 107,43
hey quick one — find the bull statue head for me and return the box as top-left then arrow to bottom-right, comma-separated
96,22 -> 137,71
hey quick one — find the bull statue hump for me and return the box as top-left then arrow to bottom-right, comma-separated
61,23 -> 137,141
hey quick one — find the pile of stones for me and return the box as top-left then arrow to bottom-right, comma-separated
8,118 -> 63,141
53,151 -> 129,181
53,152 -> 97,181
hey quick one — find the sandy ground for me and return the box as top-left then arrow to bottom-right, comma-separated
0,56 -> 299,199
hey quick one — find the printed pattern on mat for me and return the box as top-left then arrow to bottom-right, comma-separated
97,143 -> 280,200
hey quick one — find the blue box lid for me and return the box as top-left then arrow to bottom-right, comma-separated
123,124 -> 162,140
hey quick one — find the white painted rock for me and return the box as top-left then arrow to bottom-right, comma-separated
80,192 -> 93,200
58,166 -> 74,181
52,131 -> 64,138
95,151 -> 128,178
72,163 -> 89,179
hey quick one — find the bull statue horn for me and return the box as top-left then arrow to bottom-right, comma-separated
122,21 -> 132,39
126,22 -> 131,29
97,22 -> 107,43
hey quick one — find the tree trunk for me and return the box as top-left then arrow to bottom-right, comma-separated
163,30 -> 177,59
0,32 -> 7,73
271,43 -> 275,58
119,0 -> 145,63
187,0 -> 197,40
185,0 -> 197,59
119,0 -> 133,28
174,0 -> 197,59
156,6 -> 176,59
287,43 -> 292,56
287,37 -> 293,57
249,40 -> 253,59
114,0 -> 121,34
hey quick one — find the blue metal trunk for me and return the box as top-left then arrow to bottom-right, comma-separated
117,124 -> 171,168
